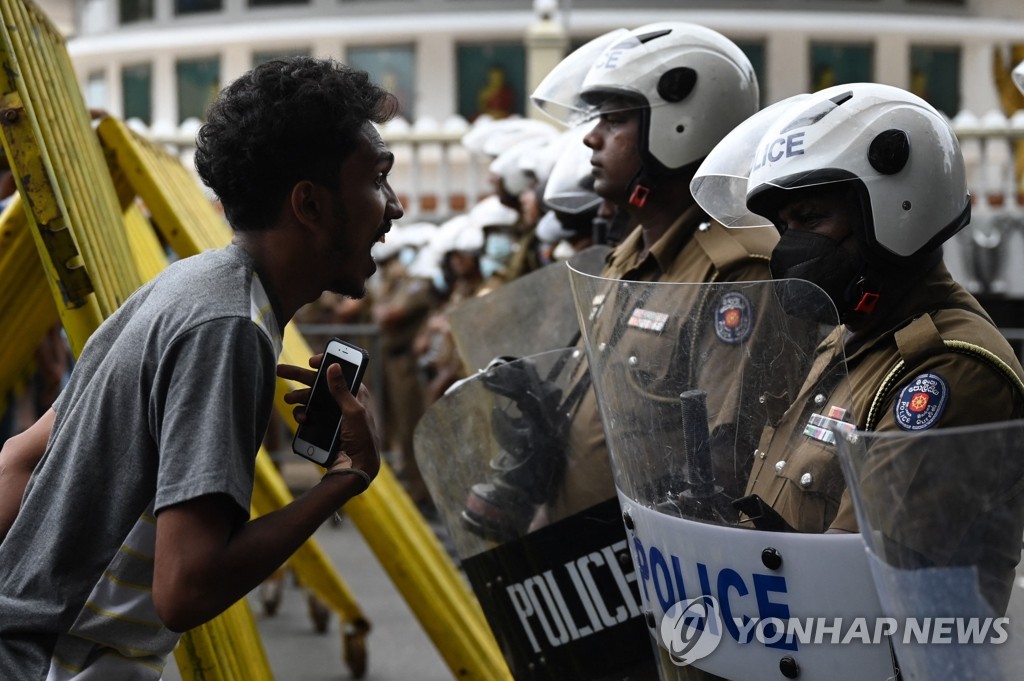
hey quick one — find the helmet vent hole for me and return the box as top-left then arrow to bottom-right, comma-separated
676,124 -> 685,133
868,129 -> 910,175
902,201 -> 912,210
658,67 -> 697,103
636,29 -> 672,44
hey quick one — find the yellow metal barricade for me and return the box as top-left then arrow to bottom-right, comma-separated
0,1 -> 137,349
173,599 -> 273,681
98,117 -> 230,255
0,195 -> 58,414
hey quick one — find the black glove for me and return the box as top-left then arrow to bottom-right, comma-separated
462,356 -> 570,543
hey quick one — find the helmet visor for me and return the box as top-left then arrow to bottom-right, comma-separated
691,95 -> 812,228
530,29 -> 634,124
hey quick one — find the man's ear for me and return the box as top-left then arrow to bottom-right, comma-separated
290,180 -> 323,228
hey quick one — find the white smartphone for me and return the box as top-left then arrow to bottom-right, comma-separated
292,338 -> 369,466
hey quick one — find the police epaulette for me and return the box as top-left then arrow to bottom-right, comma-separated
695,220 -> 773,279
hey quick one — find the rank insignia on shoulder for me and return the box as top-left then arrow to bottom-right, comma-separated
893,372 -> 949,431
715,291 -> 753,344
627,307 -> 668,333
803,405 -> 855,445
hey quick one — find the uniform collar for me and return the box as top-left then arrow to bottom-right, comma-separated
604,203 -> 707,275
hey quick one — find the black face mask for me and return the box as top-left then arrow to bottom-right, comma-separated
770,230 -> 863,318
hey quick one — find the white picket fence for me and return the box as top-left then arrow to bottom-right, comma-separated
946,110 -> 1024,298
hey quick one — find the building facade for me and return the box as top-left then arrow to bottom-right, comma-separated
66,0 -> 1024,133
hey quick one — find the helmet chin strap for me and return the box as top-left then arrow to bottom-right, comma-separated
836,250 -> 881,323
627,168 -> 654,209
851,275 -> 882,315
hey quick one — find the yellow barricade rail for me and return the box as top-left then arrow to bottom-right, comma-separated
0,195 -> 58,414
0,0 -> 276,678
99,118 -> 230,254
99,114 -> 514,681
0,0 -> 139,353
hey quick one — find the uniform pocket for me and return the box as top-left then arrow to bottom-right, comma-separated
772,438 -> 847,533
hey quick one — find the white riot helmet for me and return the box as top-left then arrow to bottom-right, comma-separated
542,124 -> 602,215
469,195 -> 520,233
487,131 -> 570,199
461,116 -> 559,159
693,83 -> 970,264
531,22 -> 759,175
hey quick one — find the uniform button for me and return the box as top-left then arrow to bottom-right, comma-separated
800,473 -> 813,488
572,349 -> 581,359
755,449 -> 766,460
775,461 -> 785,474
628,356 -> 639,366
698,222 -> 710,232
598,342 -> 607,353
814,394 -> 826,406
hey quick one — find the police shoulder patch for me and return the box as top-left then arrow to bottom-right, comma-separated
893,372 -> 949,431
714,291 -> 753,344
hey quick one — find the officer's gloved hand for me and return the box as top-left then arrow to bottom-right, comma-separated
461,356 -> 568,543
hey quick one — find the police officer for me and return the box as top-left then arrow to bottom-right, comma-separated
412,214 -> 487,404
695,82 -> 1024,613
371,225 -> 438,507
535,124 -> 605,260
527,22 -> 779,525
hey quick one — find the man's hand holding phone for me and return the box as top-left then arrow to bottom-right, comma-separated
322,359 -> 381,481
278,342 -> 380,491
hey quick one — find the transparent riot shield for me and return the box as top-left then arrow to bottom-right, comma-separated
414,347 -> 660,680
568,267 -> 898,681
448,244 -> 611,374
835,421 -> 1024,680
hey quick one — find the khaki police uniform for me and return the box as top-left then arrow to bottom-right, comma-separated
376,259 -> 436,502
746,261 -> 1024,610
544,204 -> 778,523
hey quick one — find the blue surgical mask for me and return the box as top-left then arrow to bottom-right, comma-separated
480,255 -> 504,279
398,246 -> 417,267
484,233 -> 516,263
431,270 -> 449,295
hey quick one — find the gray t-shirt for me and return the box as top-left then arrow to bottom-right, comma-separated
0,244 -> 283,679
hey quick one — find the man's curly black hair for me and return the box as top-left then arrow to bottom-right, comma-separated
195,57 -> 398,231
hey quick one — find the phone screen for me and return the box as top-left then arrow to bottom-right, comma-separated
300,353 -> 361,452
